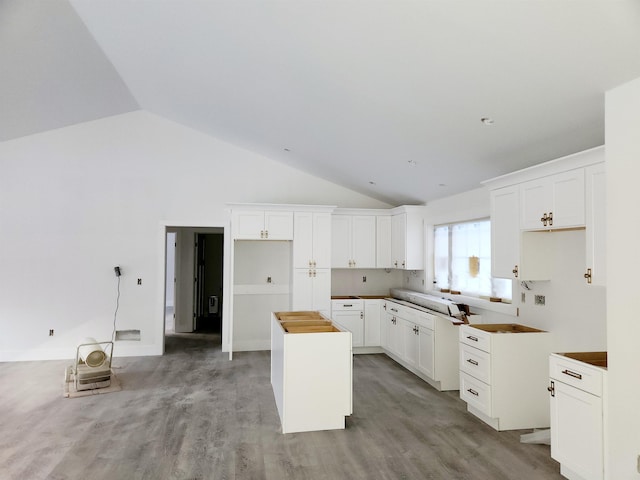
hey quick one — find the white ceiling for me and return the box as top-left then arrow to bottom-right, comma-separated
4,1 -> 640,205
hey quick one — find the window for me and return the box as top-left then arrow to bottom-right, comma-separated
434,219 -> 511,300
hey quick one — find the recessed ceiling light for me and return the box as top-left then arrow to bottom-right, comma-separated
408,160 -> 417,167
480,117 -> 495,125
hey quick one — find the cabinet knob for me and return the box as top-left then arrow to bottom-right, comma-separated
512,265 -> 519,278
540,213 -> 548,226
584,268 -> 592,284
548,212 -> 553,226
394,261 -> 398,267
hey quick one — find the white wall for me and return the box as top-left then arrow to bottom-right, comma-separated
605,75 -> 640,479
0,110 -> 390,361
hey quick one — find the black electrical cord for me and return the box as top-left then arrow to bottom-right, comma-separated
111,275 -> 121,343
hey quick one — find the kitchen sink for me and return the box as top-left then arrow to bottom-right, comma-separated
559,351 -> 608,368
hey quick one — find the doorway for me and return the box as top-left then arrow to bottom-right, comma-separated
164,227 -> 224,347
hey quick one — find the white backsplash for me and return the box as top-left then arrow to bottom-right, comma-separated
331,269 -> 404,296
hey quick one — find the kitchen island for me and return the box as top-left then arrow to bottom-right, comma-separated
270,311 -> 352,434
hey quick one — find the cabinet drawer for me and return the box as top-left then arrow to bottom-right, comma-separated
460,325 -> 491,353
549,355 -> 603,396
331,299 -> 364,311
460,371 -> 492,417
460,344 -> 491,384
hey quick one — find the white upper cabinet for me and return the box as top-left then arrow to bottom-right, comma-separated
376,215 -> 392,268
232,209 -> 294,240
585,162 -> 606,286
331,215 -> 376,268
490,185 -> 520,279
294,211 -> 332,269
520,169 -> 585,230
391,206 -> 425,270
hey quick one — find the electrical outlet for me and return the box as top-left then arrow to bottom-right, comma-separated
49,329 -> 54,336
521,292 -> 526,303
534,295 -> 546,306
137,278 -> 142,285
362,276 -> 366,283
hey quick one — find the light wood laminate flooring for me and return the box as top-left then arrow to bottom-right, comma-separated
0,333 -> 563,479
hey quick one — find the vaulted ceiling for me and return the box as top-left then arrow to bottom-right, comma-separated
3,0 -> 640,205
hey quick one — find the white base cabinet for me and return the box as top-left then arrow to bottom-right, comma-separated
549,353 -> 607,480
270,311 -> 352,434
459,324 -> 552,431
331,299 -> 365,347
382,300 -> 460,391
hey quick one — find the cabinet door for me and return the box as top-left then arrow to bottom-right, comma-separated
331,216 -> 352,268
293,212 -> 314,268
585,163 -> 606,286
312,212 -> 332,269
264,211 -> 294,240
292,269 -> 314,311
376,215 -> 392,268
550,381 -> 603,480
551,169 -> 585,228
333,311 -> 364,347
232,211 -> 265,239
402,320 -> 419,368
351,215 -> 376,268
418,326 -> 435,379
387,316 -> 403,357
364,300 -> 381,347
490,185 -> 520,279
311,269 -> 331,316
380,310 -> 391,350
520,178 -> 552,230
391,213 -> 407,269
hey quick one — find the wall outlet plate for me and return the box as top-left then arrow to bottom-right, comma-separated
534,295 -> 546,306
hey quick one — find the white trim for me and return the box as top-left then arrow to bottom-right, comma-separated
482,145 -> 604,190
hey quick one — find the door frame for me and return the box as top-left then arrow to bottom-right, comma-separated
160,222 -> 232,359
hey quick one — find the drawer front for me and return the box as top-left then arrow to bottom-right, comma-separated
460,325 -> 491,353
460,371 -> 492,417
460,343 -> 491,384
549,355 -> 603,396
331,300 -> 364,311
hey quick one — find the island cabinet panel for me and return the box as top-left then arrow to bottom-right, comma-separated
270,311 -> 352,434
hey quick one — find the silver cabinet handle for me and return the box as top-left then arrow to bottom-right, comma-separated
466,335 -> 479,342
467,359 -> 479,366
467,388 -> 479,396
562,369 -> 582,380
